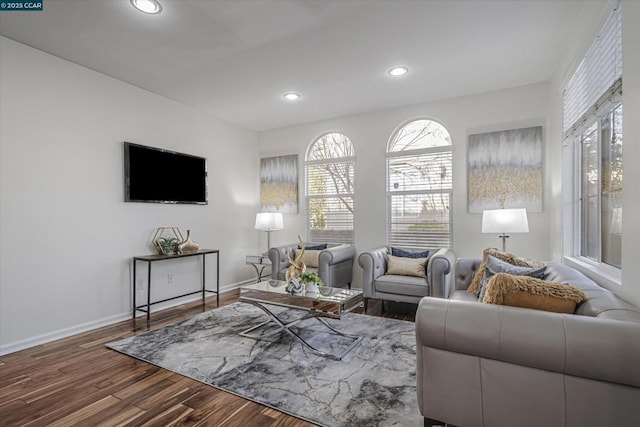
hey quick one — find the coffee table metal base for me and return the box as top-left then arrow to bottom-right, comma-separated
239,300 -> 362,361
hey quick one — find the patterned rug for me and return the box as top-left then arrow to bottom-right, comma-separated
106,303 -> 421,427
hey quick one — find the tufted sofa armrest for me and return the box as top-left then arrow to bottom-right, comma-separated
416,297 -> 640,388
427,248 -> 456,298
319,244 -> 356,288
319,244 -> 356,266
358,246 -> 389,298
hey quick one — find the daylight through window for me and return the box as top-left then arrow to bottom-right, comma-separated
305,133 -> 355,244
387,119 -> 452,249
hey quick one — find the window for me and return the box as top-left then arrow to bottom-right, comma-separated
387,119 -> 452,249
577,105 -> 622,267
564,2 -> 622,269
305,133 -> 355,244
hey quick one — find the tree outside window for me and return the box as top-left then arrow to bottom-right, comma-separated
387,119 -> 452,249
305,133 -> 355,244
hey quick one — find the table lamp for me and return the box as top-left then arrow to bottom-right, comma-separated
482,208 -> 529,252
255,212 -> 284,254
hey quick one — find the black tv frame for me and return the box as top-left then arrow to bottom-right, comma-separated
124,142 -> 208,205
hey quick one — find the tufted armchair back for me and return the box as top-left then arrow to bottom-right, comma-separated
358,247 -> 456,306
454,257 -> 482,295
268,242 -> 356,288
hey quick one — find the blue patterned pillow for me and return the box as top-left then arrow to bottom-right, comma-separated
298,243 -> 328,250
391,247 -> 430,259
478,255 -> 547,301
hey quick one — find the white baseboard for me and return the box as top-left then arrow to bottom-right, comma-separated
0,281 -> 248,356
0,312 -> 131,356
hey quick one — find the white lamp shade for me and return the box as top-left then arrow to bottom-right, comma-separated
255,212 -> 284,231
482,208 -> 529,234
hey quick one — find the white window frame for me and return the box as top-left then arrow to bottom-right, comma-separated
563,1 -> 622,283
304,133 -> 355,244
386,119 -> 453,250
570,103 -> 622,274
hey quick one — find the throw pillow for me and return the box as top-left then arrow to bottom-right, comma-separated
299,250 -> 321,268
482,273 -> 587,314
386,254 -> 428,278
299,243 -> 328,250
391,247 -> 430,259
477,255 -> 547,301
467,248 -> 545,295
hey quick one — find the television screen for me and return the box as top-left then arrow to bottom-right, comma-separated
124,142 -> 207,204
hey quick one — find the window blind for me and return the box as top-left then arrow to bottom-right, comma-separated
388,192 -> 451,249
307,196 -> 354,244
563,2 -> 622,137
388,151 -> 453,192
305,138 -> 355,244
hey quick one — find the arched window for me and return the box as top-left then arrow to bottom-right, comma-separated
305,132 -> 355,244
387,119 -> 452,249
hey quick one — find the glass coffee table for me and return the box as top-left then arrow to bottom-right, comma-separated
239,280 -> 364,360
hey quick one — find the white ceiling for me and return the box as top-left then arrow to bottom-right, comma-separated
0,0 -> 595,131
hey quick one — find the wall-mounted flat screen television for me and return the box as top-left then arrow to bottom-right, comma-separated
124,142 -> 207,204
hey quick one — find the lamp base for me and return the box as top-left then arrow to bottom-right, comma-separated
499,234 -> 509,252
265,229 -> 272,255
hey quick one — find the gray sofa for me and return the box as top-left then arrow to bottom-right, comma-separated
358,247 -> 456,311
416,258 -> 640,427
268,242 -> 356,288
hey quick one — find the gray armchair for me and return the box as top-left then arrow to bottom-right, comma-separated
268,242 -> 356,288
358,247 -> 456,311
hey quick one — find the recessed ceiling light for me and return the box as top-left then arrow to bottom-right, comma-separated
388,66 -> 409,77
131,0 -> 162,14
283,92 -> 301,101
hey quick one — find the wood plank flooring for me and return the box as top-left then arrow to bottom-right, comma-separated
0,289 -> 415,426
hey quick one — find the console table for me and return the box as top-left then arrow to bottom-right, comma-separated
132,249 -> 219,323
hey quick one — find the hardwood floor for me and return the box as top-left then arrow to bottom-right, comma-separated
0,289 -> 416,426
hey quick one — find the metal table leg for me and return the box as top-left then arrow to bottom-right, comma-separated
147,261 -> 151,323
239,301 -> 362,361
132,259 -> 137,319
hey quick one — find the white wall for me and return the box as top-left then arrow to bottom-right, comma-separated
548,1 -> 640,308
258,82 -> 552,287
0,37 -> 260,354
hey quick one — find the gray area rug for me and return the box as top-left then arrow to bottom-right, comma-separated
106,303 -> 420,427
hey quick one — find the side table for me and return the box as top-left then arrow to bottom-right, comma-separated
133,249 -> 220,323
246,254 -> 271,282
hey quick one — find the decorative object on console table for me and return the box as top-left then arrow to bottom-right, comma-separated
255,212 -> 284,254
178,229 -> 199,254
481,208 -> 529,252
152,227 -> 184,255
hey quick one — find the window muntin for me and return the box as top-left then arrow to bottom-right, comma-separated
305,133 -> 354,244
387,119 -> 452,249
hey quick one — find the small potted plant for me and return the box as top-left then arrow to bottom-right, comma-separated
300,271 -> 323,293
157,237 -> 179,255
